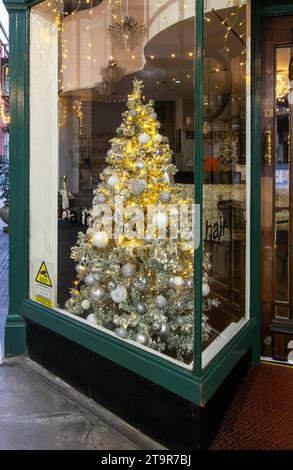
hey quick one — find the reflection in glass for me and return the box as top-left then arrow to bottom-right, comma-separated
202,1 -> 249,355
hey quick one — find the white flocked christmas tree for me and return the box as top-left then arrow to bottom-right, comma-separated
66,79 -> 218,362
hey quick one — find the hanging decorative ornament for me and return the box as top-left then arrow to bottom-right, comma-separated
75,264 -> 86,275
153,133 -> 163,143
129,109 -> 137,118
108,175 -> 120,188
108,16 -> 146,52
202,283 -> 210,297
107,149 -> 114,159
90,285 -> 105,302
131,179 -> 147,196
95,194 -> 106,204
81,299 -> 91,311
155,295 -> 167,309
84,274 -> 96,287
154,322 -> 170,336
92,231 -> 109,248
108,281 -> 117,291
86,313 -> 96,323
136,302 -> 147,314
173,276 -> 185,288
135,160 -> 145,171
138,133 -> 151,145
116,326 -> 128,339
80,254 -> 89,266
122,263 -> 136,278
134,332 -> 149,346
111,286 -> 128,303
134,276 -> 147,291
159,191 -> 171,203
162,169 -> 174,186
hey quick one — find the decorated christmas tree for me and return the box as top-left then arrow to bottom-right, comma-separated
66,80 -> 218,362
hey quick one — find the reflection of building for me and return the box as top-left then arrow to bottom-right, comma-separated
0,3 -> 9,161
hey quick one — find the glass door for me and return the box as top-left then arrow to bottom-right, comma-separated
261,16 -> 293,361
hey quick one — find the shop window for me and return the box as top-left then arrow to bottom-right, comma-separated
29,0 -> 250,369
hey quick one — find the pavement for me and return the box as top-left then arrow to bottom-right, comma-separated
0,356 -> 162,450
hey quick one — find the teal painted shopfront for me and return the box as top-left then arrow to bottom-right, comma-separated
4,0 -> 293,448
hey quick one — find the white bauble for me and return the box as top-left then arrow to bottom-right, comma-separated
108,175 -> 120,188
138,132 -> 151,145
95,194 -> 106,204
129,109 -> 137,118
136,303 -> 147,314
111,286 -> 128,304
85,274 -> 96,287
116,326 -> 128,339
92,231 -> 108,248
75,264 -> 86,275
134,332 -> 149,346
81,299 -> 91,310
86,313 -> 96,323
173,276 -> 185,287
155,295 -> 167,309
153,133 -> 163,143
135,160 -> 145,171
202,283 -> 210,297
90,285 -> 105,302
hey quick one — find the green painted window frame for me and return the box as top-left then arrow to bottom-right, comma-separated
4,0 -> 260,406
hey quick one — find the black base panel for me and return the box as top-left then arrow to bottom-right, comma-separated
26,320 -> 251,449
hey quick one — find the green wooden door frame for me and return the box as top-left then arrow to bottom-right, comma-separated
4,0 -> 264,406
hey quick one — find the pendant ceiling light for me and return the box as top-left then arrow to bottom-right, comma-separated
108,15 -> 146,52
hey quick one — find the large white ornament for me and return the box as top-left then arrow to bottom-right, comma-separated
108,175 -> 120,188
81,299 -> 91,310
90,285 -> 105,301
86,313 -> 96,323
122,263 -> 136,278
95,194 -> 106,204
131,179 -> 147,196
85,274 -> 96,287
153,133 -> 163,143
138,132 -> 151,145
75,264 -> 86,275
111,286 -> 128,304
173,276 -> 185,287
92,231 -> 108,248
134,332 -> 149,346
135,160 -> 145,171
202,283 -> 210,297
155,295 -> 167,309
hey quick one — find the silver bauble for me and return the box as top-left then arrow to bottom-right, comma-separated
134,276 -> 147,291
75,264 -> 86,275
134,332 -> 149,346
81,299 -> 91,311
85,274 -> 96,287
135,160 -> 145,171
86,313 -> 96,323
136,302 -> 147,314
116,153 -> 124,161
116,326 -> 128,339
138,132 -> 151,145
111,286 -> 128,303
122,263 -> 136,278
107,149 -> 113,158
90,285 -> 105,302
154,322 -> 170,336
202,283 -> 210,297
159,191 -> 171,203
96,194 -> 106,204
108,281 -> 117,291
155,295 -> 167,309
173,276 -> 185,287
131,179 -> 147,196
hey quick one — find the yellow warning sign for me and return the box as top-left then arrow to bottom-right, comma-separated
35,261 -> 52,287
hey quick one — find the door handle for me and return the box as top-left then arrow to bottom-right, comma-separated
264,126 -> 272,166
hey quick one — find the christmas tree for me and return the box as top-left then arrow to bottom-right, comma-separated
66,80 -> 218,362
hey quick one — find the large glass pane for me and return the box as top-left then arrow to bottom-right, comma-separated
30,0 -> 200,368
202,0 -> 250,366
